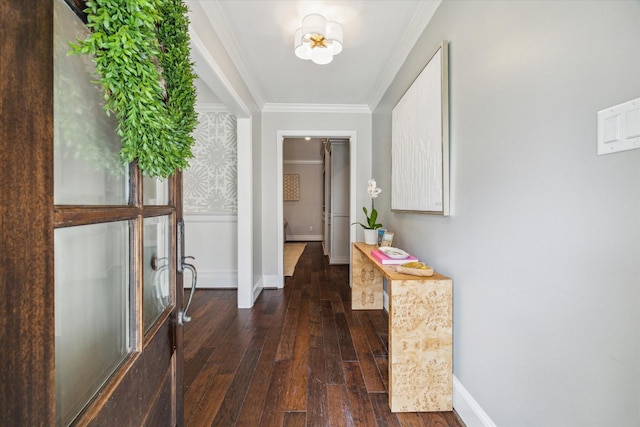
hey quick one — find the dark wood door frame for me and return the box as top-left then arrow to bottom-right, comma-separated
0,1 -> 55,424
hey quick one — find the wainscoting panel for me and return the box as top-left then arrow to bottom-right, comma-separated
184,214 -> 238,288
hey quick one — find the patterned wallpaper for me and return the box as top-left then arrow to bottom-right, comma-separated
184,110 -> 237,213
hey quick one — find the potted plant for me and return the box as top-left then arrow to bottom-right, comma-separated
354,179 -> 382,244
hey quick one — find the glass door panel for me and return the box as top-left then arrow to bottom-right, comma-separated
53,0 -> 128,205
143,216 -> 172,332
143,176 -> 170,205
54,221 -> 130,426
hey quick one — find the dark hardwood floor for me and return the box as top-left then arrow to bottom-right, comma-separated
183,242 -> 465,427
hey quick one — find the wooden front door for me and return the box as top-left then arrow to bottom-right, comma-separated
0,0 -> 185,425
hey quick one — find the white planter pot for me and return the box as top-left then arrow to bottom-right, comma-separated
363,229 -> 378,245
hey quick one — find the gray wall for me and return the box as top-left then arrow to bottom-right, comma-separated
373,1 -> 640,425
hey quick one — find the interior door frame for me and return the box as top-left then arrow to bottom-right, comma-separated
276,130 -> 358,286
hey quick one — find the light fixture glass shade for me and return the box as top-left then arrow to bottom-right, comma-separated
301,14 -> 326,41
326,21 -> 343,55
294,28 -> 311,60
311,46 -> 333,65
294,14 -> 342,65
296,44 -> 311,60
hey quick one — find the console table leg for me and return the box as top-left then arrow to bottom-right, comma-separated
351,244 -> 384,310
388,279 -> 453,412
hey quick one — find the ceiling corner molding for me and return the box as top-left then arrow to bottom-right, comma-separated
195,103 -> 231,113
198,1 -> 266,109
367,0 -> 443,112
262,103 -> 371,114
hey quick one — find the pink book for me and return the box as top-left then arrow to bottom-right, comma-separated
370,249 -> 418,265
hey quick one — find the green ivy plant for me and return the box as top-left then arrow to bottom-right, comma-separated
70,0 -> 198,178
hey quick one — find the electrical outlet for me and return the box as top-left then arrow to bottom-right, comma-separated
309,226 -> 313,231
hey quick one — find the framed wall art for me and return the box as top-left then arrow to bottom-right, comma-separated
283,173 -> 300,201
391,41 -> 449,215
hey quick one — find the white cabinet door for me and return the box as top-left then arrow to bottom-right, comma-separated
329,141 -> 350,264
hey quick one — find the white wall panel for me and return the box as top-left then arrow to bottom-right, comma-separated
184,215 -> 238,288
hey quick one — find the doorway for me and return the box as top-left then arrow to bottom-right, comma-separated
282,137 -> 324,245
276,130 -> 358,284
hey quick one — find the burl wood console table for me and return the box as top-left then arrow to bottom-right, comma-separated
351,242 -> 452,413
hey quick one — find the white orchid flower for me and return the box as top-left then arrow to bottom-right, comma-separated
367,179 -> 382,199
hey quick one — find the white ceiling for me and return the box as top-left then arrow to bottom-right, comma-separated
186,0 -> 441,111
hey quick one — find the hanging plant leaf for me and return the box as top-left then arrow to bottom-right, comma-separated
70,0 -> 198,178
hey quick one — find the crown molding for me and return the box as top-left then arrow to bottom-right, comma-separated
196,103 -> 231,113
199,1 -> 266,109
367,0 -> 442,111
262,103 -> 371,114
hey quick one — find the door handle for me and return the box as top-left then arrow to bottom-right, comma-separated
177,219 -> 197,325
179,257 -> 197,325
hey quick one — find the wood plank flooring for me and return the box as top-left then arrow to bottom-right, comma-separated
183,242 -> 465,427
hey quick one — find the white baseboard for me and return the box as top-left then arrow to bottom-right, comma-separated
187,269 -> 238,288
262,274 -> 283,288
286,234 -> 323,241
251,277 -> 263,305
328,255 -> 349,264
453,376 -> 496,427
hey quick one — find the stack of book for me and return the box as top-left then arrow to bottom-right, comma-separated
370,249 -> 418,265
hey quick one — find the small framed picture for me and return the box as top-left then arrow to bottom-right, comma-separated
377,228 -> 386,246
380,231 -> 394,247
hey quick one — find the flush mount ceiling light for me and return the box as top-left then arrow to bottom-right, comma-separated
294,14 -> 343,65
